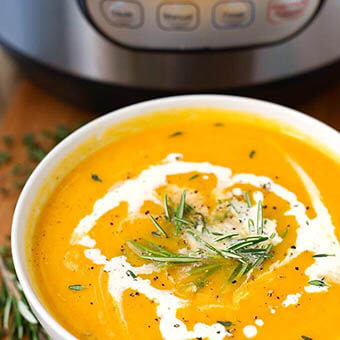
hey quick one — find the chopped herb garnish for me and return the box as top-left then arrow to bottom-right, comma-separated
152,231 -> 162,238
68,284 -> 86,291
127,240 -> 201,263
214,233 -> 238,242
256,200 -> 263,234
229,202 -> 240,214
189,174 -> 200,181
249,150 -> 256,159
2,135 -> 13,147
244,192 -> 252,208
91,174 -> 102,182
150,215 -> 168,238
175,190 -> 186,234
282,228 -> 289,238
308,279 -> 328,287
217,321 -> 233,328
312,254 -> 335,258
126,270 -> 137,279
301,336 -> 313,340
0,151 -> 10,165
163,193 -> 171,220
169,131 -> 183,138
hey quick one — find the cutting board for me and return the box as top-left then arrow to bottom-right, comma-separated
0,81 -> 94,243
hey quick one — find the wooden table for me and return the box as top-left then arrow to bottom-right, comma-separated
0,76 -> 339,241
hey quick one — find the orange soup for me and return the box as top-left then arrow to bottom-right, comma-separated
28,108 -> 340,340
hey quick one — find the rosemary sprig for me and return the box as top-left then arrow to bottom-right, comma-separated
0,244 -> 50,339
129,189 -> 274,288
127,240 -> 201,263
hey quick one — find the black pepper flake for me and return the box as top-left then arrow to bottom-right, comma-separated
295,267 -> 300,271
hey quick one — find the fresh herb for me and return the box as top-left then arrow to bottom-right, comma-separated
249,150 -> 256,159
163,194 -> 171,220
128,189 -> 274,289
256,200 -> 263,234
301,336 -> 313,340
189,174 -> 200,181
214,233 -> 238,242
91,174 -> 102,182
228,202 -> 240,214
68,284 -> 86,291
0,243 -> 50,339
2,135 -> 13,147
150,215 -> 168,238
42,124 -> 73,144
127,240 -> 201,263
244,192 -> 252,208
151,231 -> 162,238
312,254 -> 335,258
308,279 -> 328,287
248,218 -> 255,231
217,321 -> 233,328
169,131 -> 183,138
22,133 -> 46,162
12,164 -> 32,177
0,151 -> 10,165
126,270 -> 137,279
175,190 -> 186,234
282,228 -> 289,238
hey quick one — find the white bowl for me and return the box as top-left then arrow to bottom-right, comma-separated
11,95 -> 340,340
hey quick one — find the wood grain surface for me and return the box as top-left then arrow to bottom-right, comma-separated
0,81 -> 94,244
0,77 -> 340,242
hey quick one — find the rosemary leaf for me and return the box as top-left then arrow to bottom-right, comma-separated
150,215 -> 168,238
163,194 -> 171,220
256,200 -> 263,234
308,279 -> 328,287
312,254 -> 335,258
175,190 -> 186,234
244,192 -> 252,208
68,285 -> 86,291
217,321 -> 233,328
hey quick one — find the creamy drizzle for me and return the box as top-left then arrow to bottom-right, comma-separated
71,153 -> 340,339
282,293 -> 301,307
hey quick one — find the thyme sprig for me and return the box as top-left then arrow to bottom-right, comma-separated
0,244 -> 50,340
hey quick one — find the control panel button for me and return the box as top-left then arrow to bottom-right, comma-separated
267,0 -> 310,24
102,0 -> 143,28
213,1 -> 254,29
157,3 -> 199,31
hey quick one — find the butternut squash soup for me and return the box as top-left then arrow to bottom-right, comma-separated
28,108 -> 340,340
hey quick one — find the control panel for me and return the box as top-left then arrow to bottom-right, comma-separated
84,0 -> 321,50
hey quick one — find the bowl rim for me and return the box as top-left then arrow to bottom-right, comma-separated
11,94 -> 340,340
